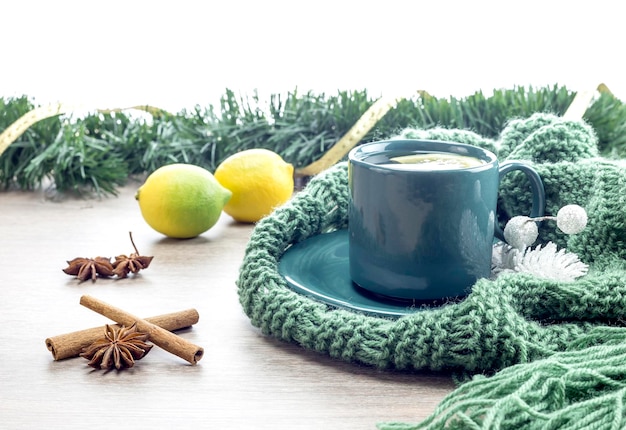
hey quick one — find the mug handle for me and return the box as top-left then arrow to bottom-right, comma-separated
494,161 -> 546,241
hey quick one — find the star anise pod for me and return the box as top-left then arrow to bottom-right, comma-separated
63,257 -> 114,282
112,232 -> 154,278
80,322 -> 153,370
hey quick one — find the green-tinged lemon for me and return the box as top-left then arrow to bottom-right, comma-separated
135,163 -> 231,238
214,149 -> 294,223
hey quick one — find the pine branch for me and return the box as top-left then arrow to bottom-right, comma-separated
584,92 -> 626,156
0,96 -> 62,189
22,119 -> 128,195
0,84 -> 625,196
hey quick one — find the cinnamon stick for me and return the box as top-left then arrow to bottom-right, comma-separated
45,308 -> 199,361
79,295 -> 204,365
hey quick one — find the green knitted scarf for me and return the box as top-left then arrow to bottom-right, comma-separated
237,113 -> 626,429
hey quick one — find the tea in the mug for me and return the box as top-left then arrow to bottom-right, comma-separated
373,152 -> 486,170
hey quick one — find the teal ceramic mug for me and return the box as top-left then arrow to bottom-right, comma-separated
348,139 -> 546,301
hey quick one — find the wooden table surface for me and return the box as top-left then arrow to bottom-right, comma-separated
0,181 -> 454,430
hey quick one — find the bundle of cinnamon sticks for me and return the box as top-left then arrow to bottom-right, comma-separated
45,295 -> 204,365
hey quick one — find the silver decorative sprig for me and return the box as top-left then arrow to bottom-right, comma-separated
492,242 -> 589,282
495,204 -> 589,282
503,204 -> 588,250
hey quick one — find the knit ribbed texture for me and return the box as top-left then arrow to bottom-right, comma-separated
237,113 -> 626,429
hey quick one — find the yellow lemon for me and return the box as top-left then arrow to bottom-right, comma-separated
214,149 -> 294,223
135,163 -> 232,238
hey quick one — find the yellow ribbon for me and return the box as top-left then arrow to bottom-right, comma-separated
563,83 -> 612,120
295,95 -> 402,176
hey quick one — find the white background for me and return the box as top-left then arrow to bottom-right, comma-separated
1,0 -> 623,111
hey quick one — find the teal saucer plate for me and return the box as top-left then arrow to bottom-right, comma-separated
278,229 -> 427,318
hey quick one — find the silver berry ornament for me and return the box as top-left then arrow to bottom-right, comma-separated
504,216 -> 539,250
556,204 -> 587,234
501,204 -> 587,254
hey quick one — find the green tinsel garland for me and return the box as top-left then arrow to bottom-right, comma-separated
1,85 -> 626,195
